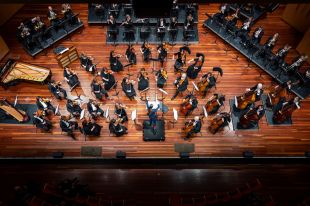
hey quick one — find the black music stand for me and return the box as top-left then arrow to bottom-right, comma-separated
169,28 -> 177,46
108,29 -> 118,46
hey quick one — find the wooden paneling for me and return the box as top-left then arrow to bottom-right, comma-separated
0,4 -> 310,158
297,27 -> 310,63
0,4 -> 23,26
0,35 -> 9,60
281,4 -> 310,33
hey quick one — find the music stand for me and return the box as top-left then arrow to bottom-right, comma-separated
158,88 -> 168,119
131,109 -> 137,125
14,95 -> 18,107
170,108 -> 178,128
201,105 -> 208,122
191,81 -> 199,94
55,104 -> 60,115
123,29 -> 135,45
80,109 -> 85,120
105,106 -> 110,120
108,29 -> 118,46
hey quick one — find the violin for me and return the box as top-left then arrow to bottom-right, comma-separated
235,90 -> 256,110
208,115 -> 225,134
273,101 -> 298,124
239,107 -> 260,129
180,98 -> 193,115
183,120 -> 194,133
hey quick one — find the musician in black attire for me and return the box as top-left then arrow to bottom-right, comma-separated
157,18 -> 166,39
64,67 -> 80,90
36,96 -> 55,115
184,14 -> 194,31
199,72 -> 217,97
121,77 -> 137,100
171,73 -> 189,100
156,67 -> 168,88
61,3 -> 73,19
81,118 -> 102,136
182,93 -> 199,116
168,17 -> 178,40
186,53 -> 205,79
213,3 -> 229,24
270,44 -> 291,69
109,118 -> 128,137
184,116 -> 202,140
91,79 -> 109,100
247,83 -> 264,101
100,68 -> 116,91
122,14 -> 133,30
80,53 -> 96,74
87,99 -> 104,119
157,42 -> 168,66
48,80 -> 67,100
206,94 -> 225,115
125,44 -> 137,65
250,26 -> 264,45
173,46 -> 189,73
66,99 -> 82,117
109,51 -> 123,72
137,68 -> 149,91
47,6 -> 61,26
236,17 -> 253,44
140,41 -> 151,62
285,55 -> 308,75
60,115 -> 78,139
33,111 -> 53,132
225,9 -> 240,34
17,22 -> 32,50
256,33 -> 279,58
114,103 -> 128,123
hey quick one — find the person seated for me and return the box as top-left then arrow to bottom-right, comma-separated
87,99 -> 104,119
270,44 -> 291,69
197,72 -> 217,97
156,67 -> 168,88
249,26 -> 264,46
204,93 -> 225,115
225,8 -> 240,34
173,46 -> 189,73
48,80 -> 67,100
208,112 -> 231,134
157,18 -> 166,38
183,116 -> 202,140
273,97 -> 301,124
140,41 -> 151,62
180,93 -> 198,116
109,118 -> 128,137
107,15 -> 118,39
168,17 -> 178,40
66,99 -> 82,117
213,3 -> 229,24
60,115 -> 79,140
171,73 -> 189,100
81,118 -> 102,136
99,67 -> 116,91
109,51 -> 123,72
61,3 -> 73,19
255,33 -> 279,58
285,55 -> 308,75
17,22 -> 32,49
121,14 -> 133,30
64,67 -> 80,90
186,53 -> 205,79
36,96 -> 55,116
137,68 -> 149,92
238,105 -> 265,129
125,44 -> 137,65
184,13 -> 194,31
91,79 -> 109,100
121,77 -> 136,100
47,6 -> 60,26
31,16 -> 45,33
157,42 -> 168,66
247,83 -> 264,101
236,17 -> 253,44
114,103 -> 128,123
80,53 -> 96,74
33,110 -> 53,132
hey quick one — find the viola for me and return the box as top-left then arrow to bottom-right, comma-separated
235,90 -> 256,110
273,102 -> 297,124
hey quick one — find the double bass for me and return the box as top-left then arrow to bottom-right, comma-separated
208,112 -> 230,134
235,90 -> 256,110
273,99 -> 299,124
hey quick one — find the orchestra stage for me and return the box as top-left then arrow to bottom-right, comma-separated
0,3 -> 310,159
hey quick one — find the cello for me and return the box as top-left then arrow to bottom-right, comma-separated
208,112 -> 230,134
273,98 -> 300,124
197,78 -> 209,96
238,105 -> 263,129
205,94 -> 225,115
183,120 -> 194,133
235,90 -> 256,110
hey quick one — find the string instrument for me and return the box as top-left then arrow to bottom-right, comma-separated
0,99 -> 29,122
273,102 -> 297,124
180,98 -> 193,115
194,58 -> 203,67
160,69 -> 168,80
181,52 -> 186,64
239,108 -> 260,129
197,77 -> 209,95
208,114 -> 225,134
205,95 -> 223,114
235,90 -> 256,110
183,120 -> 194,133
267,85 -> 288,107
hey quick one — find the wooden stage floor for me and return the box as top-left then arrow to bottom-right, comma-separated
0,4 -> 310,158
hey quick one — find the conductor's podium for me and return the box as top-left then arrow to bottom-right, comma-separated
143,120 -> 165,141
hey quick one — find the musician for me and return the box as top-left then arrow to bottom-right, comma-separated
121,14 -> 133,30
137,68 -> 149,91
171,0 -> 179,17
125,44 -> 137,65
285,55 -> 308,75
87,99 -> 104,119
271,44 -> 291,69
146,97 -> 160,128
198,72 -> 216,97
266,81 -> 291,109
47,6 -> 60,26
47,80 -> 67,100
80,53 -> 96,74
109,118 -> 128,137
61,3 -> 73,19
109,51 -> 123,72
273,97 -> 300,124
236,17 -> 253,44
208,112 -> 231,134
171,73 -> 189,100
36,96 -> 55,115
66,99 -> 82,117
121,77 -> 137,100
64,67 -> 80,89
238,105 -> 265,129
60,115 -> 79,139
184,13 -> 194,31
256,33 -> 279,58
156,67 -> 168,88
31,16 -> 45,32
173,46 -> 189,73
186,53 -> 205,79
184,116 -> 202,140
225,8 -> 240,34
109,3 -> 120,18
180,93 -> 198,116
33,111 -> 53,132
107,14 -> 117,29
100,67 -> 116,91
91,79 -> 109,100
81,118 -> 102,137
205,93 -> 225,115
140,41 -> 151,62
247,83 -> 264,101
157,18 -> 166,39
157,42 -> 168,66
17,23 -> 32,49
250,26 -> 264,45
114,103 -> 128,123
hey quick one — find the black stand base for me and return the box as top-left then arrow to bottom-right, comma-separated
143,120 -> 165,141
